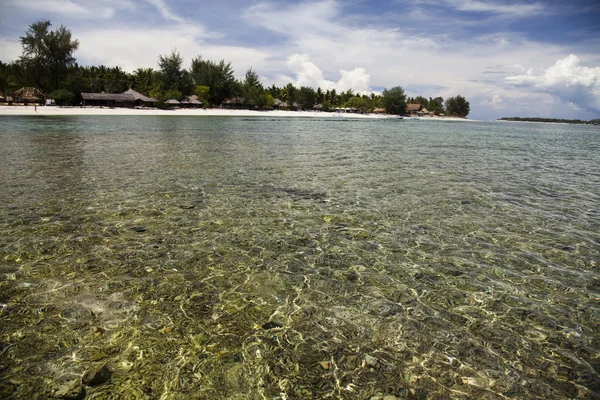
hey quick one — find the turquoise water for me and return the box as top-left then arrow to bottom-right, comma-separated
0,116 -> 599,399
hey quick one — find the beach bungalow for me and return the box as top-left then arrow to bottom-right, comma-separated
13,87 -> 45,104
221,97 -> 245,109
180,95 -> 203,108
165,99 -> 181,108
123,88 -> 158,107
406,103 -> 423,115
273,99 -> 286,109
81,92 -> 135,107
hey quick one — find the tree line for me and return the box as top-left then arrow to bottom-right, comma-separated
0,20 -> 471,117
498,117 -> 599,125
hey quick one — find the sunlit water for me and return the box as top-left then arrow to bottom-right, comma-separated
0,116 -> 599,399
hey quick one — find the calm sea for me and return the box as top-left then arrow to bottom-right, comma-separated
0,116 -> 599,399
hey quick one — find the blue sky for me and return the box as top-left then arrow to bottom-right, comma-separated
1,0 -> 599,120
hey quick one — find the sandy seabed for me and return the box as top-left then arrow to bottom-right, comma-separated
0,106 -> 474,121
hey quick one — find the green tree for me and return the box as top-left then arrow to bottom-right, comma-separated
382,86 -> 407,115
284,83 -> 297,109
243,68 -> 266,108
158,49 -> 192,95
266,84 -> 280,99
412,95 -> 429,108
264,93 -> 275,108
165,89 -> 183,101
297,86 -> 316,110
44,24 -> 79,90
190,56 -> 238,105
195,85 -> 210,106
445,95 -> 470,117
19,20 -> 79,91
316,87 -> 324,104
339,89 -> 354,104
47,88 -> 75,105
346,96 -> 367,111
428,96 -> 444,115
133,68 -> 156,96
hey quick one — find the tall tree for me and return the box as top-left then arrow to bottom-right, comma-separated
284,83 -> 297,108
158,49 -> 193,96
445,95 -> 470,117
133,68 -> 156,96
382,86 -> 407,115
19,20 -> 78,91
190,56 -> 238,105
428,96 -> 444,115
45,24 -> 79,90
243,68 -> 267,108
297,86 -> 316,110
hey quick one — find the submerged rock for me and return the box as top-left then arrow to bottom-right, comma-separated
365,354 -> 379,367
261,320 -> 283,330
82,363 -> 112,386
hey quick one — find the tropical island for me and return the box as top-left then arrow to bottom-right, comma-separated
498,117 -> 599,125
0,20 -> 471,118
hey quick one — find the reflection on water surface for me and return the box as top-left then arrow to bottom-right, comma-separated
0,116 -> 599,399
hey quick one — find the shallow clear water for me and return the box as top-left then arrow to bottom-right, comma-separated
0,116 -> 599,399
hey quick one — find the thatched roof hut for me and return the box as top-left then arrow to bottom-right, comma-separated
313,104 -> 322,110
180,95 -> 203,107
222,97 -> 245,108
81,92 -> 135,106
372,108 -> 386,113
406,103 -> 422,112
165,99 -> 181,105
13,87 -> 45,103
123,88 -> 157,104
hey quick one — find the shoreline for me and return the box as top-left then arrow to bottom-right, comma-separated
0,106 -> 475,121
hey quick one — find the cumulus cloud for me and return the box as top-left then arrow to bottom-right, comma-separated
480,94 -> 506,109
506,54 -> 600,113
286,54 -> 372,94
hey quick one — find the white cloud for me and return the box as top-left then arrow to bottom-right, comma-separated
480,94 -> 505,109
286,54 -> 372,94
445,0 -> 545,15
6,0 -> 134,19
143,0 -> 185,23
506,54 -> 600,113
77,25 -> 270,73
0,38 -> 21,62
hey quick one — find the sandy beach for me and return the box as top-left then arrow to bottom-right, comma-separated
0,106 -> 474,121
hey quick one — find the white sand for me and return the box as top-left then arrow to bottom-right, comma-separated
0,106 -> 474,121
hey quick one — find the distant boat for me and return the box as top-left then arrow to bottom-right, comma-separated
594,122 -> 598,125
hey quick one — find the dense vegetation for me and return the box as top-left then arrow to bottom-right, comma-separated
498,117 -> 599,125
0,20 -> 470,116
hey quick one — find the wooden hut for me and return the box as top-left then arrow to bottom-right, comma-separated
123,88 -> 158,107
13,87 -> 45,104
221,97 -> 245,109
273,99 -> 286,109
81,92 -> 135,107
180,95 -> 203,108
165,99 -> 181,108
406,103 -> 423,115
